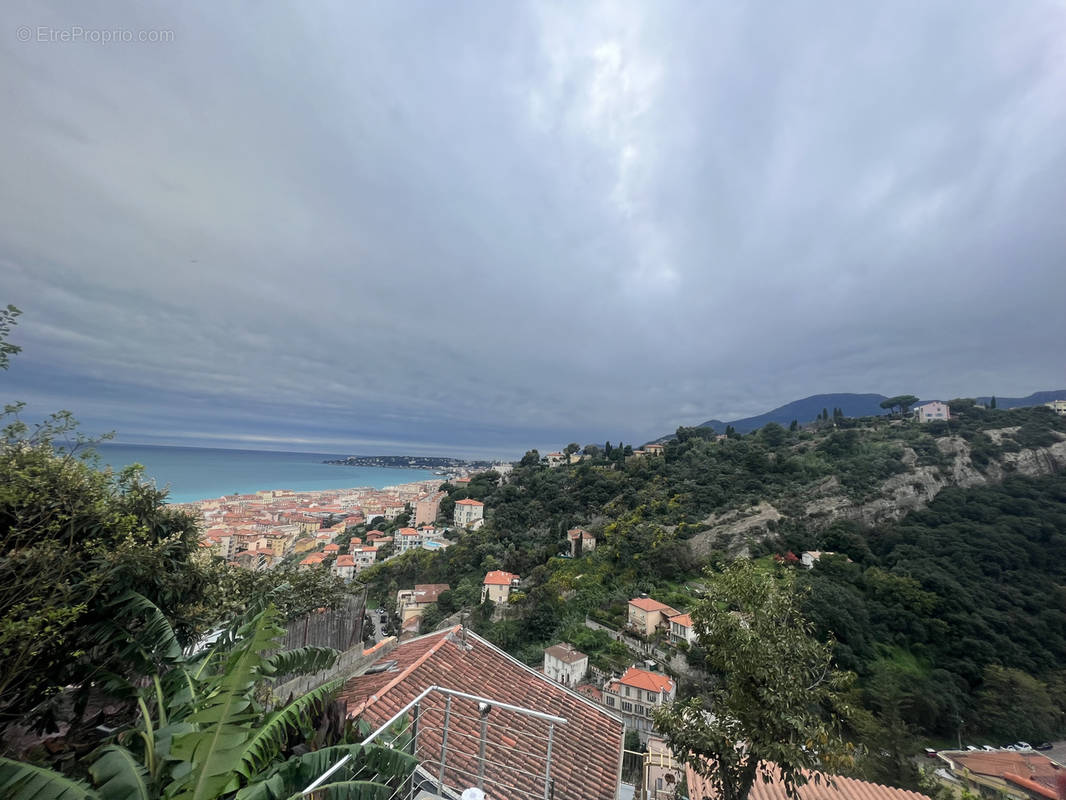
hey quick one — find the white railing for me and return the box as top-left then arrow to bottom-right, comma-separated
302,685 -> 567,800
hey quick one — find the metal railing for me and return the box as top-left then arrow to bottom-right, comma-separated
302,685 -> 567,800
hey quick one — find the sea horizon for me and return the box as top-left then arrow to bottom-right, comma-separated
86,441 -> 442,504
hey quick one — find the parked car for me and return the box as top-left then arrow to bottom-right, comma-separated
966,745 -> 979,751
982,745 -> 996,751
924,748 -> 938,759
1016,742 -> 1032,751
1036,743 -> 1053,751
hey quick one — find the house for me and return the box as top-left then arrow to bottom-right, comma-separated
543,643 -> 588,687
686,762 -> 930,800
383,504 -> 406,521
937,749 -> 1062,800
602,667 -> 676,740
323,543 -> 341,554
1046,400 -> 1066,416
395,527 -> 424,554
545,451 -> 567,467
335,626 -> 625,800
413,491 -> 444,526
645,443 -> 665,456
482,570 -> 519,604
645,737 -> 684,800
353,545 -> 379,570
396,583 -> 451,624
627,596 -> 681,636
914,401 -> 950,423
800,550 -> 835,569
668,613 -> 696,645
453,498 -> 485,527
332,554 -> 356,581
299,552 -> 326,570
567,527 -> 597,557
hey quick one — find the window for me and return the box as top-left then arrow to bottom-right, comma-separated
622,701 -> 633,712
605,696 -> 614,707
624,686 -> 630,697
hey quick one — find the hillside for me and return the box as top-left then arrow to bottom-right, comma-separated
360,399 -> 1066,786
666,388 -> 1066,438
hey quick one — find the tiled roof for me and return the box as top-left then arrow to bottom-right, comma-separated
629,597 -> 678,614
608,666 -> 674,694
544,643 -> 587,664
670,613 -> 694,628
686,763 -> 930,800
455,498 -> 484,506
412,583 -> 450,603
483,570 -> 518,586
943,750 -> 1061,793
337,627 -> 623,800
335,555 -> 356,567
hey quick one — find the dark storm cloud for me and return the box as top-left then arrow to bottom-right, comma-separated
2,1 -> 1064,456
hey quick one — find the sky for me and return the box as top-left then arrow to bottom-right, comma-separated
2,1 -> 1065,459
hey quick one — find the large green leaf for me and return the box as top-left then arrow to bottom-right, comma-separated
0,757 -> 100,800
282,780 -> 396,800
235,679 -> 342,781
87,746 -> 150,800
235,744 -> 417,800
168,607 -> 285,800
263,646 -> 338,679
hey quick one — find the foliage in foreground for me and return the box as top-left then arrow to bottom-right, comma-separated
654,561 -> 855,800
0,602 -> 416,800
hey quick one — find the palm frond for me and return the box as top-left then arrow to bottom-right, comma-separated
262,646 -> 338,679
169,606 -> 285,800
87,745 -> 151,800
281,780 -> 396,800
235,680 -> 342,781
0,757 -> 100,800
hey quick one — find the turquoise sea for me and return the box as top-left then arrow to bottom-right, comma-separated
90,443 -> 438,504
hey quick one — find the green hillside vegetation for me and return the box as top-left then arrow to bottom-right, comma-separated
359,402 -> 1066,786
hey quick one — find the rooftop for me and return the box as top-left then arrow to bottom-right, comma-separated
484,570 -> 518,586
629,596 -> 679,614
455,498 -> 484,506
544,643 -> 587,664
686,763 -> 930,800
335,627 -> 623,800
608,666 -> 674,694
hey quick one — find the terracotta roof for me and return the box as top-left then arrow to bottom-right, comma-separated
943,750 -> 1062,794
412,583 -> 450,603
544,643 -> 587,664
567,528 -> 595,539
686,763 -> 930,800
454,498 -> 484,506
608,666 -> 674,694
670,613 -> 694,628
483,570 -> 518,586
336,627 -> 623,800
1004,772 -> 1058,800
335,555 -> 356,567
629,597 -> 679,614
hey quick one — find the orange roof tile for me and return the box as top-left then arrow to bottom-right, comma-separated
670,613 -> 694,628
686,762 -> 930,800
483,570 -> 518,586
609,666 -> 674,694
629,597 -> 678,614
454,498 -> 484,506
337,628 -> 623,800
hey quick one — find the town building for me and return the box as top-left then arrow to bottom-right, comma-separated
353,545 -> 379,571
453,498 -> 485,527
914,401 -> 950,423
602,667 -> 676,740
413,491 -> 444,526
668,613 -> 696,645
395,527 -> 424,554
482,570 -> 519,604
543,642 -> 588,687
396,583 -> 451,624
567,527 -> 597,557
335,626 -> 625,800
627,596 -> 681,636
332,554 -> 356,581
545,451 -> 567,467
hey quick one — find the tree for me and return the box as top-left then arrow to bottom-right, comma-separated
0,305 -> 20,371
519,449 -> 540,467
789,420 -> 798,432
654,561 -> 854,800
990,396 -> 997,409
0,602 -> 416,799
564,442 -> 581,456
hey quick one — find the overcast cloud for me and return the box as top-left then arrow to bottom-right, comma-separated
2,1 -> 1065,458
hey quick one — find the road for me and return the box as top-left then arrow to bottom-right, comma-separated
367,608 -> 387,643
